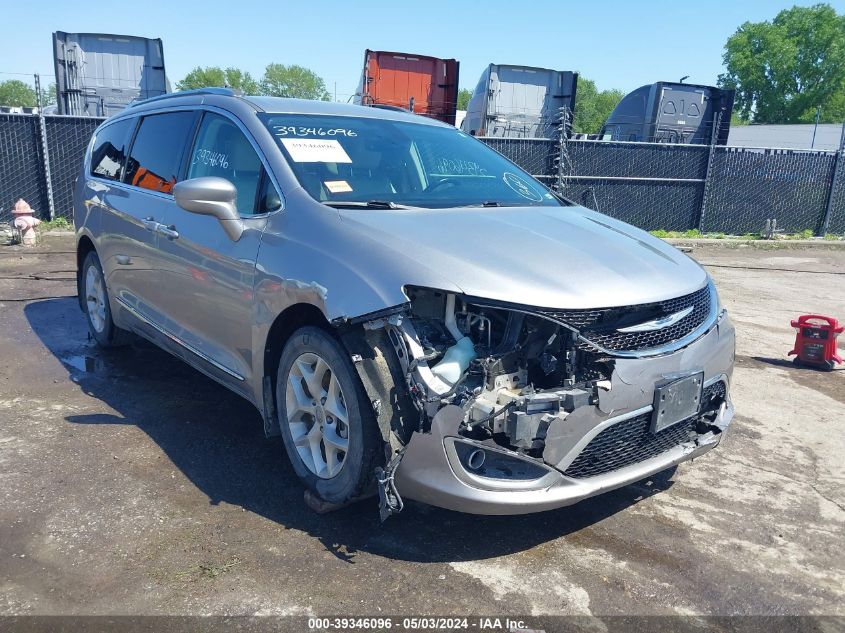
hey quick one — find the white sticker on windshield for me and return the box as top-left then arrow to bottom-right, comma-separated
502,172 -> 543,202
324,180 -> 353,193
281,138 -> 352,163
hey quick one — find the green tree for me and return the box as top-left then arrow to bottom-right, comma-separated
42,83 -> 57,106
730,112 -> 749,127
260,64 -> 330,101
177,66 -> 225,90
0,80 -> 37,107
719,4 -> 845,123
221,68 -> 260,94
572,77 -> 624,134
457,88 -> 472,111
176,66 -> 260,94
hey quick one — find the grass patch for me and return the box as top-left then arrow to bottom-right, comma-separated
37,217 -> 71,232
780,229 -> 815,240
648,229 -> 754,240
649,228 -> 844,241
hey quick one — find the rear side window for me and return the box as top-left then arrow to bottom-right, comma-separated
186,113 -> 265,215
125,112 -> 196,194
90,119 -> 133,181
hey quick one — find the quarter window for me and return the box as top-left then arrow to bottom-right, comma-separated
90,118 -> 133,181
125,112 -> 196,194
187,113 -> 264,215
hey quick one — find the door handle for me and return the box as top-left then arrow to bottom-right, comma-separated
141,216 -> 158,231
156,224 -> 179,240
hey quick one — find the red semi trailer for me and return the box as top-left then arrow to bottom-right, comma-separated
354,50 -> 459,125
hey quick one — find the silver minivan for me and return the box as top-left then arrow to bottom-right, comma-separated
74,88 -> 735,518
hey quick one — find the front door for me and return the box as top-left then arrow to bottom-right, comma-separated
96,111 -> 197,334
153,111 -> 280,395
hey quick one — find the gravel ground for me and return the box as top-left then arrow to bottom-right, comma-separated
0,235 -> 843,619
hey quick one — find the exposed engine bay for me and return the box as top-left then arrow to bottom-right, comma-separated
378,287 -> 615,458
351,285 -> 731,520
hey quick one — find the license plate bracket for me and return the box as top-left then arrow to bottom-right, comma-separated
651,372 -> 703,433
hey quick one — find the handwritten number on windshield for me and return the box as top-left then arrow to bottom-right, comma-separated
273,126 -> 358,138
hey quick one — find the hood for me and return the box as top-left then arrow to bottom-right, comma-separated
338,205 -> 707,310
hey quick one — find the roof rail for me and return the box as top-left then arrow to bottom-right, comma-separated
128,87 -> 244,109
370,104 -> 411,113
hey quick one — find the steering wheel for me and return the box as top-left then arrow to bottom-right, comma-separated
424,177 -> 460,193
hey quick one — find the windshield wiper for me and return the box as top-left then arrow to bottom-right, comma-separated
322,200 -> 417,210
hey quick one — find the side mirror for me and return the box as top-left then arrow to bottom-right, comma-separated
173,177 -> 244,241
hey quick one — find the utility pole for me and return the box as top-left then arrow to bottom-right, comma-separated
811,105 -> 821,149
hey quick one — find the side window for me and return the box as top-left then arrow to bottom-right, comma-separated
125,112 -> 196,194
187,113 -> 264,215
90,118 -> 133,181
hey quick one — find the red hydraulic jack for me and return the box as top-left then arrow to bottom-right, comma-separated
789,315 -> 843,371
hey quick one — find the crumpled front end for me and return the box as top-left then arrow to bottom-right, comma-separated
366,283 -> 734,515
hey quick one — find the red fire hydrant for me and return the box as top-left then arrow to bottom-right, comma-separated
789,315 -> 843,371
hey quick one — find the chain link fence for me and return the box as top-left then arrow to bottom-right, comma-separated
1,112 -> 844,235
481,134 -> 845,236
0,114 -> 105,224
43,116 -> 104,219
700,147 -> 836,234
557,140 -> 709,231
827,158 -> 845,234
0,114 -> 52,222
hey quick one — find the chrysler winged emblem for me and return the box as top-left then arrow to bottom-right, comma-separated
617,306 -> 694,333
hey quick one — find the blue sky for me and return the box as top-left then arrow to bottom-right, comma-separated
2,0 -> 844,99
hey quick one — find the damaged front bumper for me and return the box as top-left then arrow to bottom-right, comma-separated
392,315 -> 735,515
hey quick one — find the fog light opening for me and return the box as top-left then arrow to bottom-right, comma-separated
467,449 -> 486,471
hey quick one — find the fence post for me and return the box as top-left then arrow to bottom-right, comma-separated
695,111 -> 722,231
819,122 -> 845,236
35,113 -> 56,220
34,73 -> 43,109
555,106 -> 572,195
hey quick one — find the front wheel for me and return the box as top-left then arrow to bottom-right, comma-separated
276,326 -> 382,505
81,251 -> 133,348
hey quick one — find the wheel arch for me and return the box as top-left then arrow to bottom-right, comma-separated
260,302 -> 333,437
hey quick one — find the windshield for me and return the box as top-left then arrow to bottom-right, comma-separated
260,113 -> 563,209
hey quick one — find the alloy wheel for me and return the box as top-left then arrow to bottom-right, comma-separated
85,265 -> 107,334
284,352 -> 351,479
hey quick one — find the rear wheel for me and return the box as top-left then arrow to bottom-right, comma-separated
81,251 -> 133,348
276,326 -> 382,505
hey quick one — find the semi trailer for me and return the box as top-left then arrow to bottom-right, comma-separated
354,50 -> 460,125
461,65 -> 578,139
53,31 -> 169,117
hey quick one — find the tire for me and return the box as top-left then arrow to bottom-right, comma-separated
81,251 -> 134,348
275,326 -> 382,505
